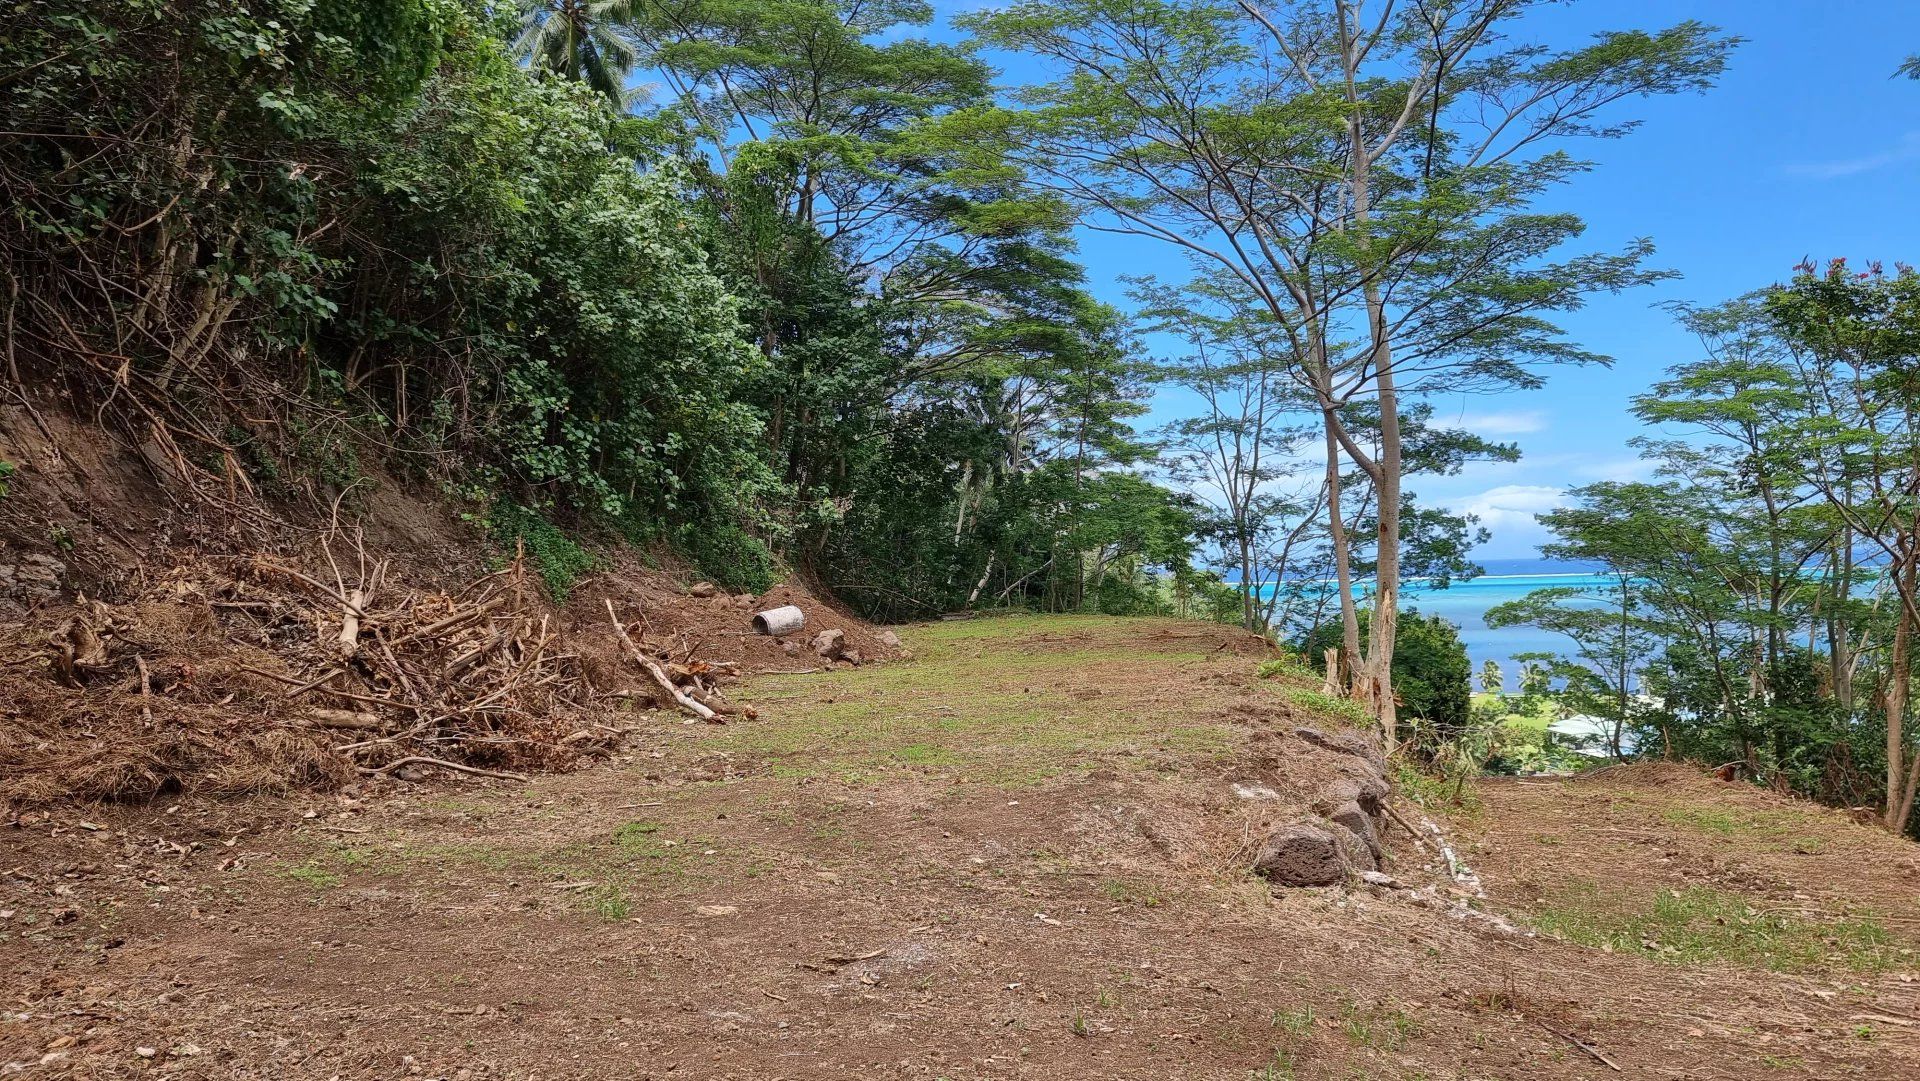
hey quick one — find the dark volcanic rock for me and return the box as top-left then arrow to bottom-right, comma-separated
1328,801 -> 1383,859
1252,822 -> 1349,887
1294,726 -> 1388,774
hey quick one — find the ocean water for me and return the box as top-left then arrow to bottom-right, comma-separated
1260,558 -> 1613,692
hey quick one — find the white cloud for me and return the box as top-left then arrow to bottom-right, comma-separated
1786,131 -> 1920,180
1453,410 -> 1546,436
1451,484 -> 1567,534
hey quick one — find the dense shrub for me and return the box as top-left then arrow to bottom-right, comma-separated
1300,608 -> 1472,744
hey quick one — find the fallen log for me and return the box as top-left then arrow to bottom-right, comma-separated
362,755 -> 528,782
606,600 -> 721,722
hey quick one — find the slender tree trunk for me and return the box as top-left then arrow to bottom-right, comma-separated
1615,572 -> 1631,760
951,459 -> 973,546
1889,552 -> 1904,833
1834,525 -> 1855,711
966,552 -> 997,608
1323,412 -> 1361,693
1366,364 -> 1402,746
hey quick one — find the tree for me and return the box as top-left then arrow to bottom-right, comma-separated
1137,273 -> 1324,631
1486,580 -> 1657,759
513,0 -> 641,108
1301,607 -> 1471,750
1766,262 -> 1920,831
1479,658 -> 1503,696
954,0 -> 1735,743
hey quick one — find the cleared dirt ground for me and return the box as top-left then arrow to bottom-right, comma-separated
4,615 -> 1918,1079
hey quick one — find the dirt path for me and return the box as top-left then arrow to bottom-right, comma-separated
5,616 -> 1918,1078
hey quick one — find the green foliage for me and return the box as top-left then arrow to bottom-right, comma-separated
489,503 -> 600,600
1255,657 -> 1316,682
675,518 -> 778,596
1281,687 -> 1372,728
1299,609 -> 1471,743
0,460 -> 14,499
1392,758 -> 1482,814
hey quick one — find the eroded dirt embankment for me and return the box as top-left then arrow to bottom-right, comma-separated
1,401 -> 898,807
4,615 -> 1917,1079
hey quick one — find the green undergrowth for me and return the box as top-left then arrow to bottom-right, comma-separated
1530,883 -> 1898,973
1278,687 -> 1372,727
1253,657 -> 1371,729
486,501 -> 601,600
1392,760 -> 1483,814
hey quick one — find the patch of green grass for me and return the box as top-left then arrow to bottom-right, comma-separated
1659,805 -> 1825,849
1271,1005 -> 1317,1037
1472,692 -> 1556,736
1279,687 -> 1372,728
281,862 -> 343,889
586,885 -> 631,920
612,821 -> 662,848
1337,1000 -> 1421,1051
598,821 -> 697,875
1256,657 -> 1317,682
1531,884 -> 1897,973
1247,1049 -> 1297,1080
1100,877 -> 1166,908
1660,806 -> 1743,835
722,622 -> 1239,786
891,742 -> 963,766
1393,760 -> 1480,813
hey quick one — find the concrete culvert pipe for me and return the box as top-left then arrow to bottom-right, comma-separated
752,605 -> 805,637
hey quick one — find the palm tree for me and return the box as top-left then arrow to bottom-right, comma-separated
513,0 -> 640,110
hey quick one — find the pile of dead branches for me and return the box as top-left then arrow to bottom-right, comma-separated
4,537 -> 770,803
229,547 -> 606,780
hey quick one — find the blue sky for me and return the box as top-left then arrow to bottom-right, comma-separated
929,0 -> 1920,560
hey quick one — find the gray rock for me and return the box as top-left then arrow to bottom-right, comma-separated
687,582 -> 718,598
1317,770 -> 1389,810
1329,820 -> 1378,872
811,628 -> 846,659
1294,726 -> 1388,773
878,629 -> 903,649
1328,801 -> 1382,858
1252,823 -> 1349,887
2,552 -> 66,601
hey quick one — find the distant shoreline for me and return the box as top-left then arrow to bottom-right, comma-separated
1260,570 -> 1613,591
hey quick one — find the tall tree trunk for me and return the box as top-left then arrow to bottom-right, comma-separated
1366,360 -> 1402,746
1615,571 -> 1631,760
1834,524 -> 1855,712
1323,412 -> 1361,693
1887,555 -> 1912,830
